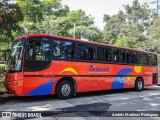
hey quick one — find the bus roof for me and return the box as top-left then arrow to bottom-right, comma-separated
17,33 -> 157,55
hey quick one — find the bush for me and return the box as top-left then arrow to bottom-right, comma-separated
0,64 -> 5,92
0,64 -> 5,79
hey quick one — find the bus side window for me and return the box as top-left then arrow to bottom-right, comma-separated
134,52 -> 138,64
25,41 -> 35,60
138,52 -> 147,65
148,54 -> 157,66
127,51 -> 135,64
78,44 -> 87,60
97,47 -> 105,62
87,45 -> 95,61
113,49 -> 125,63
61,41 -> 75,60
144,54 -> 148,65
113,49 -> 119,63
53,40 -> 75,60
53,40 -> 61,59
24,40 -> 51,71
121,50 -> 126,63
105,48 -> 112,62
35,42 -> 50,61
152,54 -> 157,65
65,42 -> 75,60
78,44 -> 95,61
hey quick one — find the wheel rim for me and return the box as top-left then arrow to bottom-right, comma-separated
61,84 -> 71,96
138,81 -> 143,89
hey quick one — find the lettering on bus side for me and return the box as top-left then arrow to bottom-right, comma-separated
89,65 -> 109,72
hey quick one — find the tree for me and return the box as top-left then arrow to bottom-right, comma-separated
18,0 -> 102,41
0,2 -> 23,49
17,0 -> 66,22
103,11 -> 126,44
17,0 -> 65,34
145,16 -> 160,53
103,0 -> 153,50
66,10 -> 102,41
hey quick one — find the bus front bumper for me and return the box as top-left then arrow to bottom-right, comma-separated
2,80 -> 23,96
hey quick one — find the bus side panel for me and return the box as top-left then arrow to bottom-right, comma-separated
75,62 -> 112,92
22,61 -> 157,96
95,76 -> 113,90
123,76 -> 136,88
23,76 -> 54,96
4,72 -> 24,96
75,76 -> 113,92
76,63 -> 135,91
55,61 -> 98,92
143,75 -> 153,86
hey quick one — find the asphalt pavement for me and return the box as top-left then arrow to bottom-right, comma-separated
0,86 -> 160,120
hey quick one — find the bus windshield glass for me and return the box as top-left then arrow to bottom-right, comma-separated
6,39 -> 25,72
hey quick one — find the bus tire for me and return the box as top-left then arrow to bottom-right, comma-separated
135,78 -> 144,91
56,80 -> 74,99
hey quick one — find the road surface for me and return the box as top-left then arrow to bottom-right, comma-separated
0,86 -> 160,120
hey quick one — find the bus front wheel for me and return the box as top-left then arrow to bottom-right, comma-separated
135,78 -> 144,91
56,80 -> 74,99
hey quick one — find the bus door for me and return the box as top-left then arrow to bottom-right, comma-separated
23,37 -> 53,96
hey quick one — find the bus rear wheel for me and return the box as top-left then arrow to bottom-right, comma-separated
135,78 -> 144,91
56,80 -> 74,99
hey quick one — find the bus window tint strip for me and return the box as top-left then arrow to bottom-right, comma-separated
51,38 -> 157,66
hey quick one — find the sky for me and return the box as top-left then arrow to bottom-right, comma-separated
61,0 -> 146,30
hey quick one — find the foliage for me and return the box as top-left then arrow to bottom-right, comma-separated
0,64 -> 5,80
102,0 -> 160,54
0,42 -> 8,51
0,0 -> 160,56
114,38 -> 128,47
146,16 -> 160,53
66,10 -> 101,40
17,0 -> 102,41
103,12 -> 126,44
17,0 -> 64,22
0,2 -> 23,42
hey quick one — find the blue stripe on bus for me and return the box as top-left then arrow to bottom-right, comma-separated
25,78 -> 54,96
111,68 -> 132,89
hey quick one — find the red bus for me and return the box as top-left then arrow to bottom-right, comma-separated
3,34 -> 158,99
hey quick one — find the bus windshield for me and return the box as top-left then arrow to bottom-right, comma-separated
6,39 -> 25,72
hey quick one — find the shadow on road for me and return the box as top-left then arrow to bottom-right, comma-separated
0,86 -> 159,104
41,102 -> 112,117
